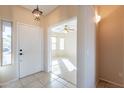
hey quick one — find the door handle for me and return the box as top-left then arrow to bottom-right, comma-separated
20,49 -> 23,51
19,53 -> 23,55
19,49 -> 23,55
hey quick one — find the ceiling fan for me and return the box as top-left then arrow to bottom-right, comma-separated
63,25 -> 75,33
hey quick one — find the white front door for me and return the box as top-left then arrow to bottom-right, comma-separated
17,23 -> 43,78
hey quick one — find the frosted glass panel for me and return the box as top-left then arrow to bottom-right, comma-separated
2,21 -> 12,66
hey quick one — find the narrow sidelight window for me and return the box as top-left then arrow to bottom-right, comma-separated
1,20 -> 12,66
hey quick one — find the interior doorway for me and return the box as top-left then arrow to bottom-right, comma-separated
48,18 -> 77,85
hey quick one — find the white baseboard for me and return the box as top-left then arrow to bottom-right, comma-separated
99,77 -> 124,87
0,78 -> 19,86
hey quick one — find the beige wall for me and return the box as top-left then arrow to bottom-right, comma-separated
0,6 -> 13,19
98,6 -> 124,86
44,5 -> 78,71
0,6 -> 44,84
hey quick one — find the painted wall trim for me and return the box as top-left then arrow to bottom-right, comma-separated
99,77 -> 123,87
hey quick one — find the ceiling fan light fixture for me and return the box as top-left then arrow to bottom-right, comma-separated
32,5 -> 43,21
64,25 -> 70,33
64,29 -> 68,33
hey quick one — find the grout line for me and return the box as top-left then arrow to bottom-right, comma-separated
50,72 -> 76,88
36,72 -> 68,88
34,72 -> 61,88
51,72 -> 76,85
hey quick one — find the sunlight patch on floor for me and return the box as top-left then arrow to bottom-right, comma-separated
51,58 -> 76,84
61,58 -> 76,72
52,60 -> 59,66
52,62 -> 61,75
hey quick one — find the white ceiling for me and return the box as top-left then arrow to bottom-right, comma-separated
51,18 -> 77,33
21,5 -> 58,16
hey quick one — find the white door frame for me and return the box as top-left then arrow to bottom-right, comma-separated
16,22 -> 44,78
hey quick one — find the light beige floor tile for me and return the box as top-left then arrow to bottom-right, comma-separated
52,65 -> 67,75
3,80 -> 23,88
20,75 -> 37,86
1,71 -> 74,88
65,82 -> 76,88
56,78 -> 68,85
35,72 -> 46,78
23,81 -> 44,88
50,73 -> 60,79
39,77 -> 55,86
45,80 -> 66,88
58,71 -> 76,84
35,72 -> 59,81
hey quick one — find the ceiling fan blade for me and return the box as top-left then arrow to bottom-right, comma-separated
68,29 -> 75,32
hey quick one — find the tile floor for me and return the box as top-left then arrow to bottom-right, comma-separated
0,72 -> 122,88
51,58 -> 76,85
1,71 -> 76,88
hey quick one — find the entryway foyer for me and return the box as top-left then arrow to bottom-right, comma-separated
0,5 -> 97,88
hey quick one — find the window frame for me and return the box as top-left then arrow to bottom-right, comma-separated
51,37 -> 57,50
59,38 -> 65,50
1,20 -> 13,66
